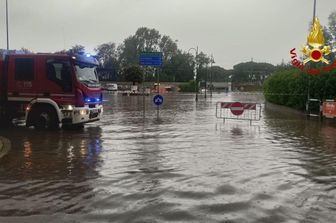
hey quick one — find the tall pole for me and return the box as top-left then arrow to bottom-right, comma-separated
188,47 -> 199,102
204,64 -> 207,99
313,0 -> 316,22
156,68 -> 160,119
195,47 -> 198,102
6,0 -> 9,50
142,68 -> 145,119
307,0 -> 317,114
210,54 -> 213,98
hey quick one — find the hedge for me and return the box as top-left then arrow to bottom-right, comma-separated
263,68 -> 336,110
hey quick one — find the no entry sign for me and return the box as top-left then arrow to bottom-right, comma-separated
230,102 -> 244,116
216,101 -> 261,123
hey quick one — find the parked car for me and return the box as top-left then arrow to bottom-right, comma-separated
106,83 -> 118,91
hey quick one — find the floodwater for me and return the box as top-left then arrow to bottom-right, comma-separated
0,92 -> 336,223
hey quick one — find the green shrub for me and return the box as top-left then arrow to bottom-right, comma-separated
263,69 -> 336,110
179,80 -> 196,92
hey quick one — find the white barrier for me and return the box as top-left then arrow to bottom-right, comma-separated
216,102 -> 262,124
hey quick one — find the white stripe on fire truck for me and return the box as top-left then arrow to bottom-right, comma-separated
7,92 -> 44,96
8,97 -> 34,101
50,94 -> 75,97
8,92 -> 75,97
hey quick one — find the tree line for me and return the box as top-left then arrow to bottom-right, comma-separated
1,27 -> 277,84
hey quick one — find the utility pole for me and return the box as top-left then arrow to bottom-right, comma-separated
313,0 -> 316,22
204,64 -> 207,99
188,47 -> 199,102
6,0 -> 9,50
307,0 -> 317,114
210,54 -> 213,98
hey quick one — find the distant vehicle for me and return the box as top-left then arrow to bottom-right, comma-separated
0,51 -> 103,129
106,83 -> 118,91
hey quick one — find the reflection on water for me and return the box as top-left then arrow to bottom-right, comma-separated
0,137 -> 10,159
0,127 -> 102,217
0,93 -> 336,222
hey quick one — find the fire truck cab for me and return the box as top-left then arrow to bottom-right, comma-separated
0,51 -> 103,129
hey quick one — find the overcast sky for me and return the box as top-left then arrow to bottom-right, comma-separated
0,0 -> 335,69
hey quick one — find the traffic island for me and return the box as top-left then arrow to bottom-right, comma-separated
0,136 -> 11,158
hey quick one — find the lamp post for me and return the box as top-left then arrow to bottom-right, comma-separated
188,47 -> 199,102
210,54 -> 214,98
313,0 -> 316,22
6,0 -> 9,50
306,0 -> 317,114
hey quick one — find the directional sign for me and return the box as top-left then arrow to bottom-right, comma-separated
139,52 -> 163,67
153,95 -> 163,106
230,102 -> 244,116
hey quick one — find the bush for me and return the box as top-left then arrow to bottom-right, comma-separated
263,68 -> 336,110
179,80 -> 196,92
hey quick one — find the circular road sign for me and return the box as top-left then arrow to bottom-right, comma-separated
230,102 -> 244,116
153,95 -> 163,106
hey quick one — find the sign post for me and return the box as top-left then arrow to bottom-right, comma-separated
139,52 -> 163,67
139,52 -> 163,119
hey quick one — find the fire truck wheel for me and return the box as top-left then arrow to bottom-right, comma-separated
33,106 -> 59,130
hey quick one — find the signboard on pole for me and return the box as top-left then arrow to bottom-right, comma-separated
139,52 -> 163,67
153,95 -> 163,106
323,101 -> 336,118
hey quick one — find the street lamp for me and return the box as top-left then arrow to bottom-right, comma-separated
313,0 -> 316,22
188,47 -> 198,102
306,0 -> 317,113
210,54 -> 214,98
6,0 -> 9,50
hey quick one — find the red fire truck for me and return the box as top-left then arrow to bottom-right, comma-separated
0,51 -> 103,129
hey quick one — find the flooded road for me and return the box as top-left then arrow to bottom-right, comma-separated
0,93 -> 336,223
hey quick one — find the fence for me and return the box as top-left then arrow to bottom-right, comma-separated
216,102 -> 262,124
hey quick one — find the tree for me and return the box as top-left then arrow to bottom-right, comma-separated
118,27 -> 180,81
118,36 -> 138,66
162,51 -> 194,82
69,44 -> 85,54
54,49 -> 68,54
95,42 -> 118,68
210,66 -> 231,82
123,65 -> 143,84
196,52 -> 211,81
196,52 -> 210,68
159,35 -> 178,62
328,11 -> 336,43
20,47 -> 32,53
232,61 -> 275,84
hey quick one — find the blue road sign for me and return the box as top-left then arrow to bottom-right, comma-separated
153,95 -> 163,106
139,52 -> 163,67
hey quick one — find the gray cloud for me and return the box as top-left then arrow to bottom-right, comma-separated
0,0 -> 334,68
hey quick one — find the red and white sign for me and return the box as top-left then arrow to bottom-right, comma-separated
323,101 -> 336,118
216,101 -> 261,122
221,102 -> 257,116
230,102 -> 244,116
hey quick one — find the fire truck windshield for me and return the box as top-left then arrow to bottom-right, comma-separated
75,63 -> 100,87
